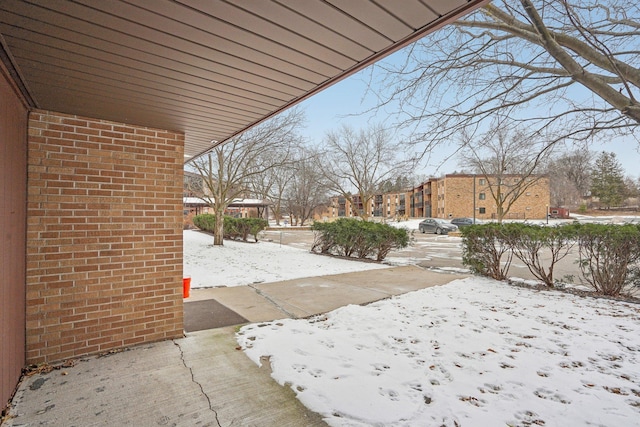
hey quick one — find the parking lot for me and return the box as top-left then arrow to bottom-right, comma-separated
261,226 -> 585,286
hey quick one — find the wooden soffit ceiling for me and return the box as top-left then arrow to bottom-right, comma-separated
0,0 -> 489,160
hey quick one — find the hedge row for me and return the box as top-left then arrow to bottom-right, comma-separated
192,214 -> 268,242
311,218 -> 410,262
460,222 -> 640,296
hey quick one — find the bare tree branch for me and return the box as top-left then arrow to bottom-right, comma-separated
321,124 -> 418,220
459,121 -> 554,222
367,0 -> 640,160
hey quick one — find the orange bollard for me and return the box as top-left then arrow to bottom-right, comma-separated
182,276 -> 191,298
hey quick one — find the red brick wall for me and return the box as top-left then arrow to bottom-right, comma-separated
26,111 -> 184,364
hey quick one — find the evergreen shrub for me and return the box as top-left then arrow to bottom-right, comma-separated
460,221 -> 640,296
193,214 -> 268,242
311,218 -> 409,262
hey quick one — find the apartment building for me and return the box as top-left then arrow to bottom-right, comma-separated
425,174 -> 550,220
321,191 -> 410,221
323,174 -> 550,221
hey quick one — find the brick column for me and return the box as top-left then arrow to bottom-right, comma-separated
26,111 -> 184,363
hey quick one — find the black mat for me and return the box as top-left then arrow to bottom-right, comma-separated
184,299 -> 249,332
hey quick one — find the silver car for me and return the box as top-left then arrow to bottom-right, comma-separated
418,218 -> 458,234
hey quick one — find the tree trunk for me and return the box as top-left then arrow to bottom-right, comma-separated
214,208 -> 224,246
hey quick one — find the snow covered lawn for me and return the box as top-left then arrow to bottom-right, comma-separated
183,230 -> 387,288
238,277 -> 640,426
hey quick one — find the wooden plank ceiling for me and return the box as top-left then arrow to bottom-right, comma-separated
0,0 -> 488,160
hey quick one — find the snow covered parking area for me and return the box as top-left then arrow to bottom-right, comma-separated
238,277 -> 640,426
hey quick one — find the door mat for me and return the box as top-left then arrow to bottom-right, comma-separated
184,299 -> 249,332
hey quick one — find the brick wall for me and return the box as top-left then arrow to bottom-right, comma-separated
26,111 -> 184,364
438,175 -> 550,220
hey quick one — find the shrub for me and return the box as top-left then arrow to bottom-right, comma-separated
311,218 -> 409,262
223,216 -> 240,239
368,222 -> 410,261
574,223 -> 640,296
193,214 -> 268,242
311,221 -> 336,254
460,223 -> 512,280
334,218 -> 364,257
192,213 -> 216,233
460,221 -> 640,297
247,218 -> 269,242
224,216 -> 269,242
503,223 -> 576,288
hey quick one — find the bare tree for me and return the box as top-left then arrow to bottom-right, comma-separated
459,123 -> 552,222
370,0 -> 640,156
545,147 -> 593,207
247,154 -> 298,226
321,124 -> 417,220
283,147 -> 329,226
188,109 -> 304,245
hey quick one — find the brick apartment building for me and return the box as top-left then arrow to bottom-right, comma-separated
323,174 -> 550,221
422,174 -> 550,220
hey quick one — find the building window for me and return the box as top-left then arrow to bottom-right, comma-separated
479,207 -> 486,214
479,178 -> 486,185
479,193 -> 486,200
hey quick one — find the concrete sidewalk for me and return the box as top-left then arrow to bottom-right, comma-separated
188,265 -> 467,322
4,266 -> 467,427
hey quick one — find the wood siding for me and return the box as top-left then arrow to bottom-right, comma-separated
0,62 -> 28,411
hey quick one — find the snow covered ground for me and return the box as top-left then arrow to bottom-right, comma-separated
238,278 -> 640,426
184,220 -> 640,426
183,229 -> 387,288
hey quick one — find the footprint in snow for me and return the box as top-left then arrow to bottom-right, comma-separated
478,383 -> 502,394
511,410 -> 545,426
459,395 -> 486,407
534,388 -> 571,404
379,388 -> 400,401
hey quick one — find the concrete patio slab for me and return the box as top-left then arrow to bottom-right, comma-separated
5,327 -> 327,427
5,266 -> 467,426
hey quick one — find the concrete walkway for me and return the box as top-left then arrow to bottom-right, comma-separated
5,266 -> 467,427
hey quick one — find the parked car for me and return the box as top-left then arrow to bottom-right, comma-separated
450,217 -> 476,229
418,218 -> 458,234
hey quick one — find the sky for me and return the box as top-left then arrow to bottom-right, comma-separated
295,38 -> 640,179
182,224 -> 640,426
